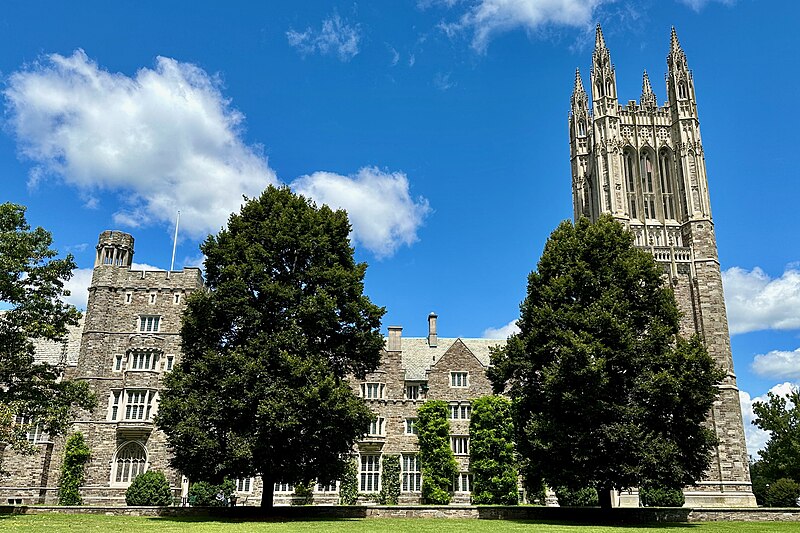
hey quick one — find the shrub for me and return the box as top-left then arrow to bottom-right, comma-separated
378,454 -> 400,505
125,470 -> 173,506
765,478 -> 800,507
339,458 -> 359,505
639,484 -> 685,507
58,432 -> 90,505
555,486 -> 599,507
469,396 -> 519,505
292,482 -> 314,505
418,400 -> 458,504
187,479 -> 235,506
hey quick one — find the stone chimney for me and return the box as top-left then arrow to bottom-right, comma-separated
387,326 -> 402,352
427,312 -> 438,347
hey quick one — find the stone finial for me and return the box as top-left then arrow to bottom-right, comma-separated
595,23 -> 606,49
640,70 -> 657,109
670,26 -> 682,53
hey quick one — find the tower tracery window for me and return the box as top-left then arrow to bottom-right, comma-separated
640,152 -> 657,219
624,150 -> 638,220
659,149 -> 676,220
678,81 -> 688,99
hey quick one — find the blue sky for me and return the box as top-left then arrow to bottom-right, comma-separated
2,0 -> 798,456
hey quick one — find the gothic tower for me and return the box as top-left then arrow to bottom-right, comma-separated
569,25 -> 756,507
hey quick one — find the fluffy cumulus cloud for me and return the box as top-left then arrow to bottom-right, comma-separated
4,50 -> 277,238
482,319 -> 520,339
287,13 -> 361,62
740,382 -> 797,457
61,267 -> 94,310
722,266 -> 800,335
5,51 -> 430,258
291,167 -> 431,259
439,0 -> 610,51
752,348 -> 800,380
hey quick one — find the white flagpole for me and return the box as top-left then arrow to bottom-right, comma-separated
169,210 -> 180,277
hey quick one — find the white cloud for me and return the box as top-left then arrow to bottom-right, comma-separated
678,0 -> 734,11
752,348 -> 800,380
483,319 -> 520,339
62,267 -> 93,310
433,72 -> 455,91
291,167 -> 431,259
439,0 -> 610,52
722,266 -> 800,335
740,382 -> 797,458
5,50 -> 277,239
287,13 -> 361,62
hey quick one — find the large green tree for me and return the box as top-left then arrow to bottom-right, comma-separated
489,215 -> 724,508
0,203 -> 95,472
750,387 -> 800,504
156,186 -> 385,507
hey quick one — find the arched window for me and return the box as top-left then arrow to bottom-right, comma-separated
577,119 -> 586,137
678,81 -> 688,100
606,79 -> 613,97
114,441 -> 147,484
659,149 -> 676,219
640,151 -> 657,219
623,149 -> 638,220
596,79 -> 604,97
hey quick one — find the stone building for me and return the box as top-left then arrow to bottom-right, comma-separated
568,25 -> 755,506
0,25 -> 756,508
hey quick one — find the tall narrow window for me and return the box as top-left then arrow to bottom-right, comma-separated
659,149 -> 676,220
641,153 -> 657,219
114,442 -> 147,484
274,482 -> 295,493
110,390 -> 121,420
624,151 -> 638,220
678,81 -> 688,99
402,455 -> 421,492
367,417 -> 385,436
405,384 -> 419,400
114,354 -> 123,371
235,478 -> 253,493
451,436 -> 469,455
453,473 -> 473,493
359,454 -> 380,492
405,418 -> 418,435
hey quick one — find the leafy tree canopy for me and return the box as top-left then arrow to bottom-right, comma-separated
157,186 -> 385,507
752,388 -> 800,484
489,215 -> 724,507
0,203 -> 95,467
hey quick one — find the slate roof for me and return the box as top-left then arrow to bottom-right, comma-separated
397,337 -> 506,380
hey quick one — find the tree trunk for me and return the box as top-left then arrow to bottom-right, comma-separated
598,487 -> 613,509
260,473 -> 275,508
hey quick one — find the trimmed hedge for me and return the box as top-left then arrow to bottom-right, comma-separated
187,479 -> 235,506
639,484 -> 685,507
125,470 -> 173,506
555,486 -> 599,507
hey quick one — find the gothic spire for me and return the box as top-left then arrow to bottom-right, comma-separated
640,70 -> 656,109
573,68 -> 585,96
670,26 -> 682,54
595,23 -> 607,50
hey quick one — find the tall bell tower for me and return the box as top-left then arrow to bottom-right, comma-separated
569,25 -> 756,507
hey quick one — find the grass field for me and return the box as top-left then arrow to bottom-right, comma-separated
2,515 -> 800,533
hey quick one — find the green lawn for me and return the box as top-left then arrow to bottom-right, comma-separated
1,515 -> 800,533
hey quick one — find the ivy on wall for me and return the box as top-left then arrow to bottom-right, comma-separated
378,454 -> 400,505
417,400 -> 458,504
339,458 -> 359,505
469,396 -> 519,505
58,432 -> 91,506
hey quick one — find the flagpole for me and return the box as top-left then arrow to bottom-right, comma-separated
169,210 -> 180,278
